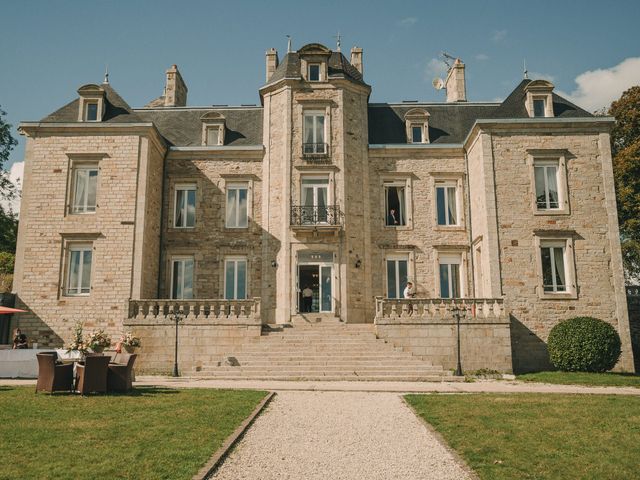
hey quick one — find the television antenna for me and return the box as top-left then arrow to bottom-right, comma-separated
440,51 -> 457,69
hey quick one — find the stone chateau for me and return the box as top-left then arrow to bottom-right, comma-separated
12,42 -> 635,376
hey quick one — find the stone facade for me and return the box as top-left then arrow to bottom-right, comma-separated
11,42 -> 635,374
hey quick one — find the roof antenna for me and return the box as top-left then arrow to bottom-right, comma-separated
523,59 -> 528,79
334,32 -> 342,52
440,52 -> 456,69
286,35 -> 292,53
103,64 -> 109,84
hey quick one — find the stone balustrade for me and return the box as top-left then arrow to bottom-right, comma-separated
128,298 -> 261,324
374,297 -> 507,323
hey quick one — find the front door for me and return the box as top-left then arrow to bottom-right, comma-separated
297,264 -> 332,313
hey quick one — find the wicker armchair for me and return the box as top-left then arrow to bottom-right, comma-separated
75,355 -> 110,394
36,352 -> 74,393
108,354 -> 137,392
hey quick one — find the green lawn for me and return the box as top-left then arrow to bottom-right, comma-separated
405,393 -> 640,480
517,371 -> 640,388
0,386 -> 267,480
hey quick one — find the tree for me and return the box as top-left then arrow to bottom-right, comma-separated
609,86 -> 640,281
0,106 -> 19,255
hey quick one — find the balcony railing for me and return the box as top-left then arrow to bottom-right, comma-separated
290,205 -> 342,227
374,297 -> 507,323
128,298 -> 261,324
302,142 -> 329,158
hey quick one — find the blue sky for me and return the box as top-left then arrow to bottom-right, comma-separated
2,0 -> 640,175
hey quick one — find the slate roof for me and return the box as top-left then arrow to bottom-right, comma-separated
41,83 -> 142,123
267,51 -> 366,86
134,108 -> 263,147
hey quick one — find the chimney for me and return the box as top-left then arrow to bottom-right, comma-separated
350,46 -> 363,76
266,48 -> 279,82
445,58 -> 466,102
164,64 -> 188,107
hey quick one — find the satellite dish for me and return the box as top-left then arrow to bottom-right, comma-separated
432,77 -> 445,90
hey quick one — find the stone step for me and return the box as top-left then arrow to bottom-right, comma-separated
190,373 -> 462,382
226,354 -> 421,362
200,365 -> 444,373
221,359 -> 436,367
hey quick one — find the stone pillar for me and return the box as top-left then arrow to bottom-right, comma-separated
445,59 -> 466,103
266,48 -> 279,82
350,47 -> 363,76
164,65 -> 188,107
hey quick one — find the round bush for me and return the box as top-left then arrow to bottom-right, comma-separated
547,317 -> 621,372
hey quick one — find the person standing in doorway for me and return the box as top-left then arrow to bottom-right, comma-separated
302,285 -> 314,312
403,281 -> 416,314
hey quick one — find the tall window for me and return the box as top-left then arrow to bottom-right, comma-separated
384,181 -> 406,226
226,183 -> 249,228
439,254 -> 461,298
71,165 -> 98,214
66,244 -> 92,295
225,257 -> 247,300
171,257 -> 194,299
533,98 -> 546,117
386,255 -> 408,299
534,160 -> 560,210
308,64 -> 321,81
174,185 -> 196,228
301,177 -> 329,224
84,102 -> 98,121
436,182 -> 458,226
540,241 -> 567,293
411,125 -> 423,143
303,112 -> 326,154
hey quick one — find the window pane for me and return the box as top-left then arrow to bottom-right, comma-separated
436,187 -> 446,225
412,126 -> 422,143
546,166 -> 559,208
172,261 -> 182,299
225,261 -> 236,300
447,187 -> 457,225
553,247 -> 566,291
183,259 -> 194,299
439,263 -> 450,298
309,64 -> 320,81
316,115 -> 325,144
386,261 -> 397,298
236,260 -> 247,299
73,170 -> 87,212
541,247 -> 554,292
237,188 -> 248,227
533,99 -> 545,117
69,251 -> 80,294
86,170 -> 98,211
186,190 -> 196,227
304,116 -> 314,144
398,260 -> 408,292
175,190 -> 185,227
81,250 -> 92,293
451,264 -> 460,298
226,189 -> 237,227
534,166 -> 547,208
207,128 -> 219,146
386,186 -> 405,226
86,103 -> 98,121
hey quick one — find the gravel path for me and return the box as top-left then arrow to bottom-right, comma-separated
210,391 -> 472,480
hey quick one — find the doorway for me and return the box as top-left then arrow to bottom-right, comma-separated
297,264 -> 332,313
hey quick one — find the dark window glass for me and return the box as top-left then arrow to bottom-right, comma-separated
86,103 -> 98,121
411,126 -> 422,143
309,64 -> 320,81
533,99 -> 545,117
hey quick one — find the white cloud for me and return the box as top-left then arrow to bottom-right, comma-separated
529,71 -> 556,83
475,53 -> 489,61
492,30 -> 507,42
0,161 -> 23,215
424,57 -> 448,81
397,17 -> 418,28
558,57 -> 640,112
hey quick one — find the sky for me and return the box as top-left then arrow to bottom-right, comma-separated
2,0 -> 640,212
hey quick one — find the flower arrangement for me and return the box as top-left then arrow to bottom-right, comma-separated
87,329 -> 111,353
119,331 -> 141,352
67,322 -> 88,354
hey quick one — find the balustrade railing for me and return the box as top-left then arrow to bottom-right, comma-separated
302,142 -> 328,156
374,297 -> 506,322
626,286 -> 640,297
128,298 -> 261,323
290,205 -> 342,226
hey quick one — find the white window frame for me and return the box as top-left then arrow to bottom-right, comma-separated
437,253 -> 463,299
410,124 -> 425,144
205,125 -> 223,146
308,63 -> 321,82
173,183 -> 197,228
225,182 -> 250,229
435,181 -> 460,226
303,110 -> 327,154
224,256 -> 248,300
535,236 -> 577,298
434,250 -> 466,299
70,164 -> 99,214
65,243 -> 93,296
78,94 -> 104,122
170,256 -> 195,299
528,152 -> 569,215
84,102 -> 99,122
382,177 -> 412,229
384,252 -> 413,299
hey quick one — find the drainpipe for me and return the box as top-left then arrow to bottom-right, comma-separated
464,149 -> 476,299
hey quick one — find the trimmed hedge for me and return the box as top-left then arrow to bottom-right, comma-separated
547,317 -> 621,372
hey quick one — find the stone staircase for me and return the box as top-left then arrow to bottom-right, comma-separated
192,320 -> 460,381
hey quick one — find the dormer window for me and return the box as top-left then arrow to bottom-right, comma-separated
525,80 -> 555,118
85,102 -> 98,121
77,84 -> 105,122
404,108 -> 430,144
201,111 -> 226,146
308,64 -> 321,82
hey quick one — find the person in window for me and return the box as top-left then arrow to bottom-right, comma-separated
12,328 -> 28,349
387,208 -> 400,226
302,285 -> 314,313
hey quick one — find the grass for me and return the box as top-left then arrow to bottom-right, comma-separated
517,371 -> 640,388
0,386 -> 267,480
405,393 -> 640,480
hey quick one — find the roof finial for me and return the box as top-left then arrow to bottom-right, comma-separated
334,32 -> 342,52
523,59 -> 528,79
286,35 -> 292,53
103,64 -> 109,84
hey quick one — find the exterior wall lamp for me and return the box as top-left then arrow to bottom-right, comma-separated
271,260 -> 278,268
354,257 -> 362,268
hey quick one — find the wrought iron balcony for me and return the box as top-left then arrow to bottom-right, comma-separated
290,205 -> 342,227
302,142 -> 329,158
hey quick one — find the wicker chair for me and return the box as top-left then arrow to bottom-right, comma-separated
35,352 -> 74,393
107,354 -> 137,393
75,355 -> 110,394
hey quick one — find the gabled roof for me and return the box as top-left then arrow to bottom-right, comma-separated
40,83 -> 142,123
266,50 -> 366,86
